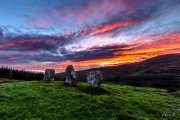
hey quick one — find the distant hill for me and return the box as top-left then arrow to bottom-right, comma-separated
55,53 -> 180,90
55,53 -> 180,80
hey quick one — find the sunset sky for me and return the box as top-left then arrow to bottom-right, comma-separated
0,0 -> 180,72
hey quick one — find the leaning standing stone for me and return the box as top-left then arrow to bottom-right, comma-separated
43,69 -> 55,82
65,65 -> 77,85
86,70 -> 103,87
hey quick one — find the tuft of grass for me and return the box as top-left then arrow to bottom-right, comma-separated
170,91 -> 180,98
0,81 -> 179,120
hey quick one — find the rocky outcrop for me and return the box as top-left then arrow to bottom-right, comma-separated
65,65 -> 77,85
43,69 -> 55,82
86,70 -> 103,87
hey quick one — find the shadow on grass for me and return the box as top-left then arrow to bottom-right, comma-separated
0,93 -> 13,101
77,86 -> 110,95
170,91 -> 180,98
62,82 -> 77,87
116,109 -> 139,120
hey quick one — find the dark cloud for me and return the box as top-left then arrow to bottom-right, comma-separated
30,44 -> 135,62
0,27 -> 3,36
0,32 -> 80,52
0,44 -> 133,64
67,44 -> 134,62
0,54 -> 32,64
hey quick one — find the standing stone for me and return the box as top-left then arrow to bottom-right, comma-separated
9,70 -> 12,79
43,69 -> 55,82
65,65 -> 77,85
86,70 -> 103,87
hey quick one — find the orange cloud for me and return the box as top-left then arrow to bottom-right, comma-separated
67,32 -> 180,69
90,21 -> 132,35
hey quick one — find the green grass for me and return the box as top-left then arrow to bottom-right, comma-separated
0,81 -> 180,120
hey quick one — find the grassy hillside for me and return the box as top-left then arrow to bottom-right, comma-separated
0,81 -> 180,120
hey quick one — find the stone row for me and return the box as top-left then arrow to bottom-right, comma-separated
43,65 -> 103,87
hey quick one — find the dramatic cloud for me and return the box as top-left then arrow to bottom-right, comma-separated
0,0 -> 180,71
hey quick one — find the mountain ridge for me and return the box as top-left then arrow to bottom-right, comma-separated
55,53 -> 180,81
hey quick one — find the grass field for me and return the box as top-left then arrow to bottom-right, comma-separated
0,81 -> 180,120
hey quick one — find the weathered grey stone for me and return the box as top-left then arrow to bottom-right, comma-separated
86,70 -> 103,87
65,65 -> 77,85
43,69 -> 55,82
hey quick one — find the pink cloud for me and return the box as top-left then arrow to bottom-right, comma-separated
24,0 -> 126,28
8,57 -> 21,61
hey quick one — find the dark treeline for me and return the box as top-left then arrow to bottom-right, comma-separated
0,66 -> 44,81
